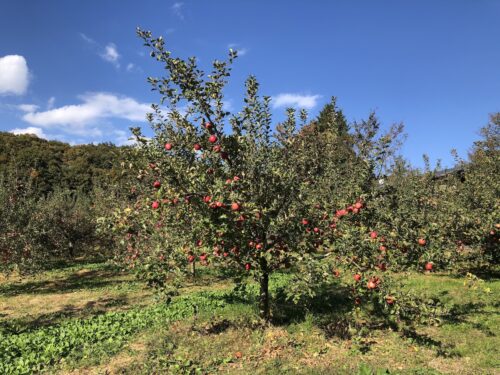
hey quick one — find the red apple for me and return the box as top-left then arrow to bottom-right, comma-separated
367,280 -> 377,290
205,121 -> 213,130
379,245 -> 387,252
153,180 -> 161,189
313,227 -> 320,233
301,218 -> 309,226
336,209 -> 347,218
165,143 -> 173,150
354,273 -> 362,282
354,202 -> 363,209
245,263 -> 251,271
425,262 -> 433,271
386,296 -> 395,305
213,144 -> 221,153
194,143 -> 202,151
208,135 -> 217,143
255,243 -> 263,250
231,202 -> 241,211
187,255 -> 195,263
203,195 -> 211,203
333,269 -> 341,278
418,238 -> 426,246
151,201 -> 160,210
369,231 -> 378,239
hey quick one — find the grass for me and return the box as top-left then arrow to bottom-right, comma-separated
0,262 -> 498,374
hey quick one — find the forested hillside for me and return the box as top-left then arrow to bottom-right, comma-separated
0,132 -> 129,194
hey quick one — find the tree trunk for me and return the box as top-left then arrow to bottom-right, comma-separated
191,260 -> 196,277
259,259 -> 270,321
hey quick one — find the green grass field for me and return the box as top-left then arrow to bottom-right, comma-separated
0,261 -> 498,374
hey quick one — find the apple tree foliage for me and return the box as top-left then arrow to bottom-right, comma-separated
367,113 -> 499,271
105,28 -> 440,323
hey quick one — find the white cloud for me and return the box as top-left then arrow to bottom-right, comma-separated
172,2 -> 184,20
100,43 -> 120,67
0,55 -> 30,96
272,93 -> 322,110
228,43 -> 248,56
10,126 -> 47,139
222,100 -> 233,112
47,96 -> 55,109
79,33 -> 96,45
126,63 -> 140,73
126,63 -> 143,73
17,104 -> 39,112
79,33 -> 122,68
22,92 -> 151,136
113,129 -> 135,146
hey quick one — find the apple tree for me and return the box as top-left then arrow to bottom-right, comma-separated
110,28 -> 425,322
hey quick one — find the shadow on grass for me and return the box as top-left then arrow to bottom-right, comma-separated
270,283 -> 353,327
462,267 -> 500,280
442,302 -> 497,337
430,267 -> 500,281
37,256 -> 111,272
0,295 -> 131,335
401,329 -> 461,358
0,268 -> 136,297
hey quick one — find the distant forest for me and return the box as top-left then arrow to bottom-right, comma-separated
0,132 -> 130,195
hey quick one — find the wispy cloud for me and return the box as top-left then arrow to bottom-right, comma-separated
113,129 -> 135,146
272,93 -> 322,110
222,100 -> 234,112
228,43 -> 248,57
10,126 -> 47,139
171,2 -> 185,20
100,43 -> 120,68
0,55 -> 30,96
79,33 -> 122,69
47,96 -> 55,110
17,104 -> 39,113
79,32 -> 96,45
21,92 -> 151,137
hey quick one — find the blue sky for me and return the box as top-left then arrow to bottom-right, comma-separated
0,1 -> 498,167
